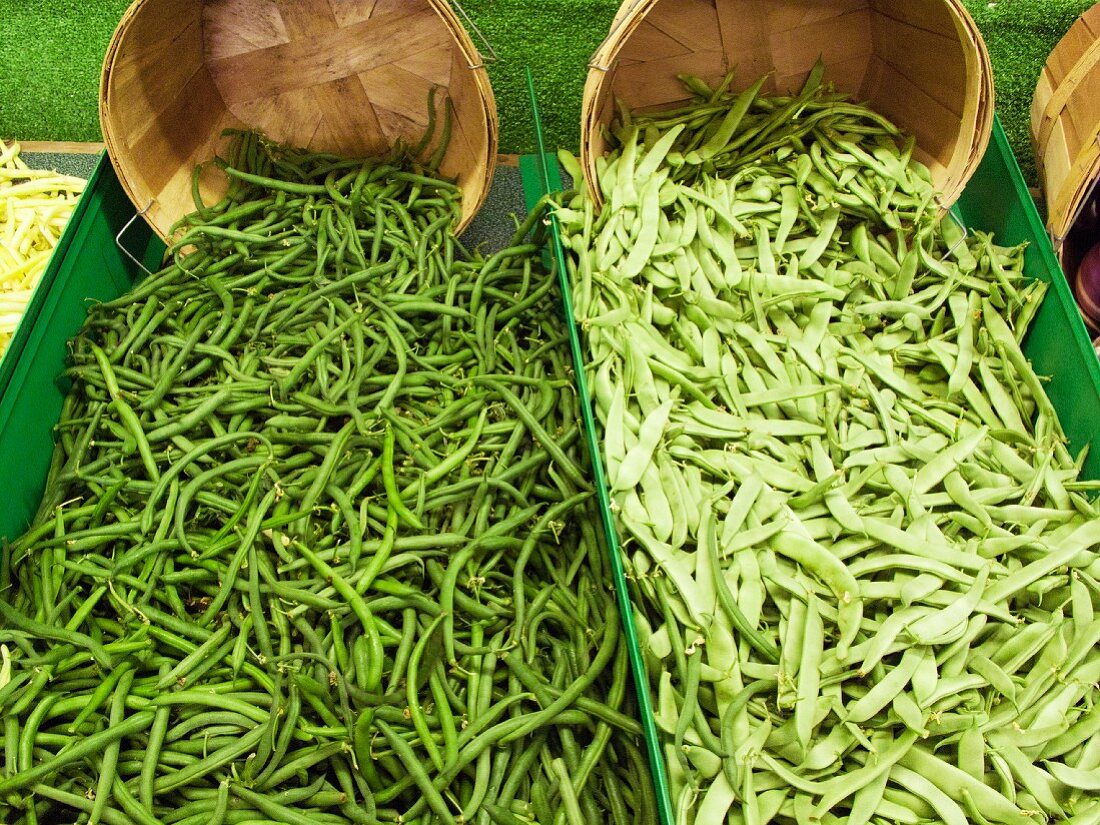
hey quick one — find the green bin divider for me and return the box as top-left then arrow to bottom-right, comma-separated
520,69 -> 678,825
0,154 -> 165,544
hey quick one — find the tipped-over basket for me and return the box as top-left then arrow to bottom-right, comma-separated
100,0 -> 498,240
582,0 -> 993,209
1031,2 -> 1100,275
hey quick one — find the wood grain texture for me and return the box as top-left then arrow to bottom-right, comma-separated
101,0 -> 497,241
19,142 -> 106,154
582,0 -> 992,210
1032,3 -> 1100,244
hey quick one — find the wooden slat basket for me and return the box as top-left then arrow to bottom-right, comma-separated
100,0 -> 498,240
1031,2 -> 1100,290
582,0 -> 994,210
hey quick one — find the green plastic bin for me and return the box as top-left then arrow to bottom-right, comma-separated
529,113 -> 1100,825
0,117 -> 1096,825
0,155 -> 165,544
0,167 -> 96,404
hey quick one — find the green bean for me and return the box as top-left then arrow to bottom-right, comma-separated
216,162 -> 328,195
380,422 -> 424,530
154,622 -> 232,690
499,601 -> 618,744
0,600 -> 113,671
0,710 -> 156,795
376,719 -> 456,825
29,783 -> 133,825
87,667 -> 134,824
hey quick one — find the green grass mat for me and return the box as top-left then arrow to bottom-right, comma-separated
0,1 -> 129,141
964,0 -> 1096,185
0,1 -> 1096,186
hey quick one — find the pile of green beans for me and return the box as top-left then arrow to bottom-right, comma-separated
0,130 -> 649,824
558,62 -> 1100,825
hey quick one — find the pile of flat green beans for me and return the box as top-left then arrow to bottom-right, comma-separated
557,61 -> 1100,825
0,131 -> 650,824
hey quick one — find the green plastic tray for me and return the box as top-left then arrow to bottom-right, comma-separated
0,154 -> 165,543
528,111 -> 1100,825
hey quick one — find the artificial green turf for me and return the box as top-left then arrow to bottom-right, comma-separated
458,0 -> 617,159
0,1 -> 1096,186
961,0 -> 1096,185
0,1 -> 130,141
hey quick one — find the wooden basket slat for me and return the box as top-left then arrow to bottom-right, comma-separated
158,117 -> 241,210
1032,2 -> 1100,246
276,0 -> 339,38
106,70 -> 231,216
330,0 -> 379,27
445,120 -> 487,191
1046,30 -> 1091,80
387,46 -> 456,91
111,10 -> 206,110
202,0 -> 289,60
360,73 -> 431,139
1052,147 -> 1100,241
871,0 -> 960,39
869,20 -> 968,115
101,0 -> 496,241
318,80 -> 392,151
768,11 -> 873,91
207,11 -> 450,107
1035,39 -> 1100,154
714,2 -> 772,88
1047,7 -> 1100,80
374,108 -> 426,154
619,22 -> 701,65
606,52 -> 731,114
372,0 -> 416,16
1033,4 -> 1100,131
437,45 -> 485,183
766,0 -> 868,32
443,44 -> 478,131
641,0 -> 725,56
862,56 -> 964,183
1046,123 -> 1073,200
444,113 -> 482,181
111,108 -> 243,232
1068,95 -> 1100,152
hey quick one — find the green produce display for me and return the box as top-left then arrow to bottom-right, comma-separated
557,63 -> 1100,824
0,131 -> 647,824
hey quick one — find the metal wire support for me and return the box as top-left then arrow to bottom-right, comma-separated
115,200 -> 155,278
448,0 -> 498,69
939,200 -> 971,263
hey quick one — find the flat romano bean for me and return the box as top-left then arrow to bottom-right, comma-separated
556,59 -> 1097,825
